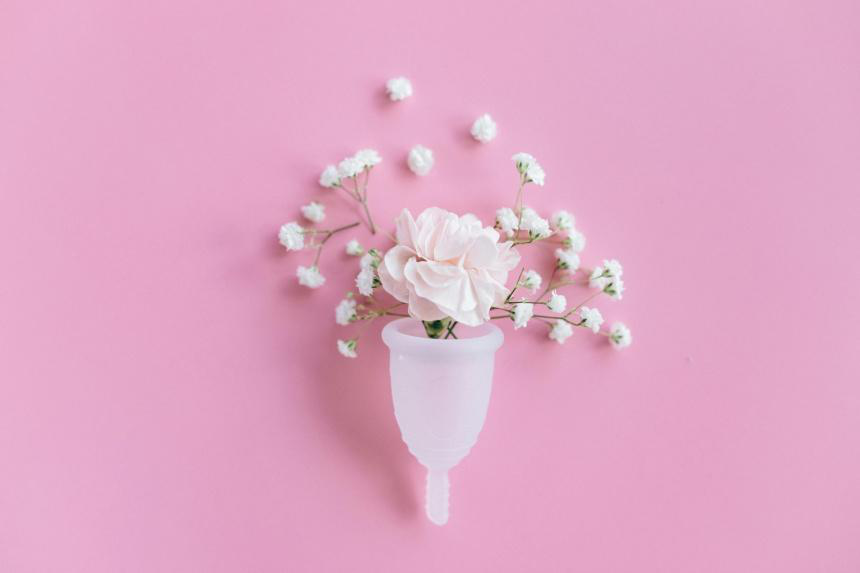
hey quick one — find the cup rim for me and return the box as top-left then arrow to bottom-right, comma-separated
381,318 -> 504,356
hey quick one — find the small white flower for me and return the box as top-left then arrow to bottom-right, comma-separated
495,207 -> 519,237
360,249 -> 380,270
520,207 -> 551,239
555,248 -> 581,272
551,210 -> 575,232
548,319 -> 573,344
300,201 -> 325,223
407,144 -> 434,176
354,148 -> 382,169
337,339 -> 358,358
335,298 -> 357,325
589,259 -> 623,290
529,218 -> 551,239
512,300 -> 534,329
470,113 -> 498,143
278,222 -> 305,251
512,152 -> 546,186
546,290 -> 566,313
604,277 -> 625,300
520,269 -> 542,292
385,76 -> 413,101
565,229 -> 586,253
579,306 -> 604,333
609,322 -> 632,349
319,165 -> 340,188
345,239 -> 364,256
337,156 -> 365,179
512,152 -> 535,171
604,259 -> 623,277
297,265 -> 325,288
355,266 -> 376,296
589,267 -> 609,290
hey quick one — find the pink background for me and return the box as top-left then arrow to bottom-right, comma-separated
2,0 -> 859,571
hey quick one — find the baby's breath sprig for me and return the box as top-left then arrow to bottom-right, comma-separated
280,219 -> 361,290
334,294 -> 408,358
318,149 -> 382,234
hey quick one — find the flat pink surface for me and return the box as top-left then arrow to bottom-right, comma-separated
2,1 -> 859,571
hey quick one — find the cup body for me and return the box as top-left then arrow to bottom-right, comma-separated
381,319 -> 504,524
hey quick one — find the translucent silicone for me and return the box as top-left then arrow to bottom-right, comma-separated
381,318 -> 504,525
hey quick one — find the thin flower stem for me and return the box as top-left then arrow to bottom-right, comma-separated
311,221 -> 361,267
336,184 -> 360,202
514,176 -> 526,230
532,314 -> 587,328
360,199 -> 377,234
362,168 -> 372,200
567,290 -> 602,316
335,175 -> 376,234
326,221 -> 361,236
505,267 -> 525,304
443,320 -> 459,339
539,267 -> 558,299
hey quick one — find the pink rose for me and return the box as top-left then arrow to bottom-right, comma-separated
378,207 -> 521,326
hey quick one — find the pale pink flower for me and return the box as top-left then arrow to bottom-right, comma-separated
378,207 -> 521,326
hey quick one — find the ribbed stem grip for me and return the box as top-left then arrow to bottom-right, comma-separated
425,469 -> 450,526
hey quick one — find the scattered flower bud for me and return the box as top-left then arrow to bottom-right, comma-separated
609,322 -> 632,349
297,265 -> 325,288
335,298 -> 357,325
300,201 -> 325,223
470,113 -> 498,143
407,144 -> 434,176
337,338 -> 358,358
386,77 -> 413,101
319,165 -> 340,188
549,319 -> 573,344
278,222 -> 305,251
579,306 -> 604,333
546,290 -> 566,313
345,239 -> 364,256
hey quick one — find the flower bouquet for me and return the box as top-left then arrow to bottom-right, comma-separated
278,79 -> 631,525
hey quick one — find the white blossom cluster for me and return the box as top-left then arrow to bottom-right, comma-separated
512,153 -> 545,186
355,249 -> 381,296
319,148 -> 382,189
589,259 -> 625,300
276,80 -> 633,359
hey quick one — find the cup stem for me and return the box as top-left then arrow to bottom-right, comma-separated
425,468 -> 450,526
